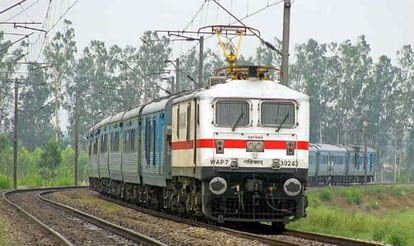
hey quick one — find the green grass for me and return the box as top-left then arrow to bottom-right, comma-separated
289,185 -> 414,246
340,188 -> 363,205
0,174 -> 12,189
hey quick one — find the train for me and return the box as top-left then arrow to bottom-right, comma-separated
308,144 -> 376,186
87,65 -> 310,227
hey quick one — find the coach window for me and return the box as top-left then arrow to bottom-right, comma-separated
176,106 -> 180,139
111,131 -> 120,152
152,117 -> 157,166
186,102 -> 191,140
88,140 -> 92,156
260,101 -> 295,128
130,129 -> 136,152
215,100 -> 249,128
100,134 -> 108,153
93,138 -> 98,155
145,118 -> 151,165
124,130 -> 130,152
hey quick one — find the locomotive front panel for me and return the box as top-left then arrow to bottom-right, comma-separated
184,80 -> 311,223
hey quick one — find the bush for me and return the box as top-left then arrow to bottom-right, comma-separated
388,231 -> 409,246
341,188 -> 363,205
318,188 -> 333,202
372,228 -> 385,242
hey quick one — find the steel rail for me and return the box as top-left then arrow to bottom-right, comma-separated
97,194 -> 300,246
3,186 -> 86,246
98,193 -> 387,246
38,190 -> 165,246
284,229 -> 385,246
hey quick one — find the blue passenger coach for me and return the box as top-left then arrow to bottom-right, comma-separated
308,143 -> 376,185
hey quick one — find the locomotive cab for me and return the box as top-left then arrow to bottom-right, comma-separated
170,65 -> 310,224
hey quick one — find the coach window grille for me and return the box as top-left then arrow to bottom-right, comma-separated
186,102 -> 191,140
130,129 -> 136,152
111,131 -> 120,153
101,134 -> 107,153
176,107 -> 180,139
215,100 -> 249,127
261,101 -> 295,127
153,117 -> 157,166
93,138 -> 98,155
124,130 -> 130,153
145,118 -> 151,165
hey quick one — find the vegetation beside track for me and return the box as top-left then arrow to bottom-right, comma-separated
288,184 -> 414,246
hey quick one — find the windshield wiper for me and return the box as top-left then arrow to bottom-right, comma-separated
276,112 -> 289,132
232,111 -> 244,131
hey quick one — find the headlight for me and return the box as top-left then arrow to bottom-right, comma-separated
246,141 -> 264,152
209,177 -> 227,195
283,178 -> 302,196
255,141 -> 264,152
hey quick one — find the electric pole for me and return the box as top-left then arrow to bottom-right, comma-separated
74,84 -> 80,185
13,78 -> 18,189
198,36 -> 204,87
281,0 -> 291,86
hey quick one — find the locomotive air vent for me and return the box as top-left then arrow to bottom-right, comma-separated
208,76 -> 227,88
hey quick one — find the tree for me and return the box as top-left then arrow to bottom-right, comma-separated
43,19 -> 77,143
38,139 -> 62,183
19,65 -> 54,150
397,45 -> 414,181
290,39 -> 331,142
135,31 -> 171,101
0,33 -> 26,134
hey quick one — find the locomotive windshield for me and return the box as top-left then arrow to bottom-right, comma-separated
215,100 -> 249,128
261,101 -> 295,127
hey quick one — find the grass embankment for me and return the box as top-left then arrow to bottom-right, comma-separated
288,184 -> 414,246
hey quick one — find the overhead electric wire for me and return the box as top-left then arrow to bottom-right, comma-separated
183,1 -> 208,31
19,3 -> 34,22
234,0 -> 284,24
34,0 -> 52,61
0,0 -> 26,15
36,0 -> 79,61
180,0 -> 284,60
211,0 -> 282,55
46,0 -> 78,33
5,0 -> 42,22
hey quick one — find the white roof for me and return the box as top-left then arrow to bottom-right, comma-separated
198,79 -> 309,102
95,115 -> 111,129
110,111 -> 125,124
123,107 -> 141,120
141,98 -> 169,114
314,143 -> 347,152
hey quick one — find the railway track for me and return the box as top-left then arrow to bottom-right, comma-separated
3,187 -> 164,246
94,192 -> 385,246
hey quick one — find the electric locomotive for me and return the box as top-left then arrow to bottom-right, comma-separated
87,26 -> 310,226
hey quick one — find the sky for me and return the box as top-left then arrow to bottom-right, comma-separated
1,0 -> 414,63
1,0 -> 413,133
